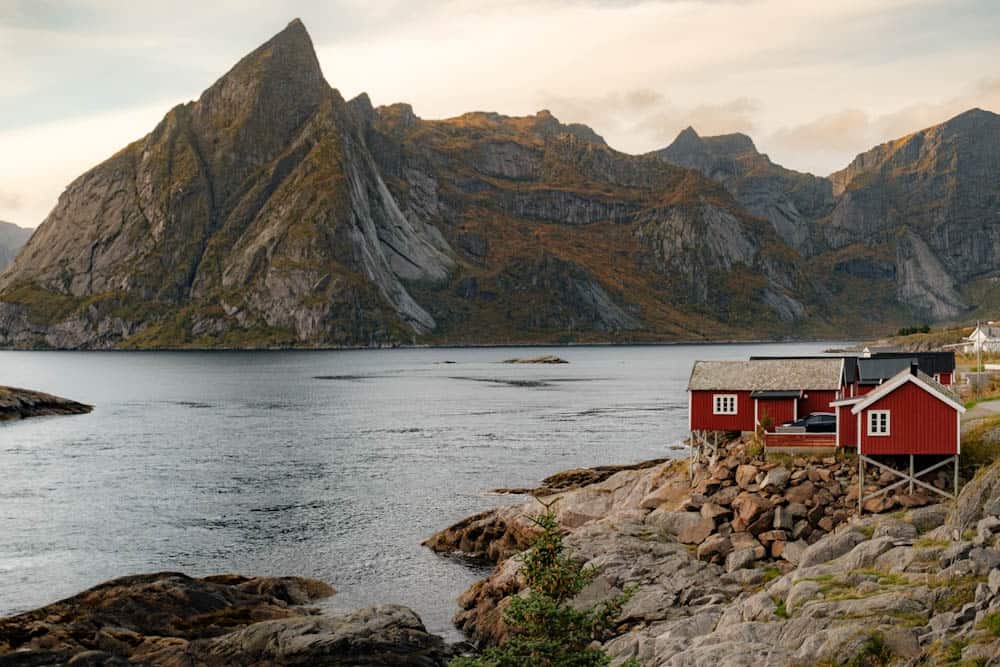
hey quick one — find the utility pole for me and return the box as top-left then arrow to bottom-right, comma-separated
978,319 -> 982,399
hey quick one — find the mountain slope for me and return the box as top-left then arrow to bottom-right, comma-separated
0,222 -> 32,272
820,108 -> 1000,320
0,20 -> 823,349
652,128 -> 835,252
2,20 -> 996,349
657,110 -> 1000,323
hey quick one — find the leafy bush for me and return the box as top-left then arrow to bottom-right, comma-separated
451,507 -> 636,667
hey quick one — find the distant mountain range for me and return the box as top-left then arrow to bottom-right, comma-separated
1,19 -> 998,349
0,222 -> 32,273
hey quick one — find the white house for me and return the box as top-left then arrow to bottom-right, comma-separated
963,324 -> 1000,354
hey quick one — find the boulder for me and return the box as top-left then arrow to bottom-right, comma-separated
697,534 -> 733,562
798,530 -> 866,568
780,540 -> 808,565
701,502 -> 731,520
906,504 -> 949,533
725,547 -> 758,573
760,466 -> 790,492
773,506 -> 795,531
735,465 -> 759,489
646,510 -> 715,544
784,481 -> 816,504
731,493 -> 772,526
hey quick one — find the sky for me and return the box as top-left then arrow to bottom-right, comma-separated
2,0 -> 999,228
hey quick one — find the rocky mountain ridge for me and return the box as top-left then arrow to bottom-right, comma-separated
0,19 -> 997,349
656,108 -> 1000,323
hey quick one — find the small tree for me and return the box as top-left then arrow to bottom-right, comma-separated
451,506 -> 635,667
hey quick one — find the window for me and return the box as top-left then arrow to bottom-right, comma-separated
713,394 -> 737,415
868,410 -> 890,436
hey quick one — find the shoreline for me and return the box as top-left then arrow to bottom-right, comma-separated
0,338 -> 858,353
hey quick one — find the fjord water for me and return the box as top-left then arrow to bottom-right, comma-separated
0,343 -> 837,637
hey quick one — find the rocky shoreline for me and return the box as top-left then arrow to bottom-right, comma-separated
428,434 -> 1000,665
0,573 -> 456,666
4,435 -> 998,665
0,386 -> 92,421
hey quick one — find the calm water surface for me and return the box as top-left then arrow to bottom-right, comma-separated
0,343 -> 840,637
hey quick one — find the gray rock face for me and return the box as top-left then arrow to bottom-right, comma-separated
656,109 -> 1000,323
0,222 -> 32,272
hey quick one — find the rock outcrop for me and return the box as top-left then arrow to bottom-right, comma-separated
0,222 -> 32,272
0,386 -> 92,421
0,572 -> 455,666
430,439 -> 1000,665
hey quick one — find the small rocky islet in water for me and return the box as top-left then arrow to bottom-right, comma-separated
0,386 -> 92,421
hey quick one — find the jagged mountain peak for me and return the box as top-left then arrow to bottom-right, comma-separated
194,18 -> 327,126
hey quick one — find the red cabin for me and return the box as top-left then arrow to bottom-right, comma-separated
687,358 -> 844,434
847,367 -> 964,456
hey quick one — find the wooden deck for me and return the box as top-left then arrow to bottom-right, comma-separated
764,432 -> 837,448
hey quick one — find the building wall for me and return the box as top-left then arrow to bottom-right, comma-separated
858,381 -> 959,456
756,398 -> 796,429
837,405 -> 857,447
690,390 -> 755,431
800,390 -> 838,415
936,372 -> 953,385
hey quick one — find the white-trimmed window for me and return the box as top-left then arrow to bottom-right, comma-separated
713,394 -> 737,415
868,410 -> 890,436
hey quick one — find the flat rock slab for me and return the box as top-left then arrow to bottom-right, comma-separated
0,572 -> 454,666
0,386 -> 92,421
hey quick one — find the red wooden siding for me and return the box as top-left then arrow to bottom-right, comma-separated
856,384 -> 876,396
937,372 -> 953,385
800,390 -> 837,415
858,381 -> 959,456
690,390 -> 755,431
765,432 -> 836,448
837,405 -> 857,447
756,398 -> 796,428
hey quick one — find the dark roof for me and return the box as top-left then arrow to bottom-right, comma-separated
750,390 -> 802,399
858,357 -> 916,383
868,351 -> 955,374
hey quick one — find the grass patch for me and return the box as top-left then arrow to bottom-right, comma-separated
846,631 -> 893,667
773,597 -> 789,619
960,415 -> 1000,470
981,611 -> 1000,638
761,566 -> 782,584
915,537 -> 950,548
930,576 -> 984,613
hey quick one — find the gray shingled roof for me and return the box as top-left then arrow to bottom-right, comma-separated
688,359 -> 843,391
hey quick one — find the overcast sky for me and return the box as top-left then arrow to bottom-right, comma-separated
2,0 -> 999,227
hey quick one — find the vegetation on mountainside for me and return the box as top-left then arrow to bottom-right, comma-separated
450,508 -> 636,667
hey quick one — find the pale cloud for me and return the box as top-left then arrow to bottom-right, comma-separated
0,100 -> 176,226
541,90 -> 760,153
2,0 -> 1000,226
765,77 -> 1000,174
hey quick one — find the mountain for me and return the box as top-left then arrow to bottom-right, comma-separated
0,20 -> 819,349
0,222 -> 32,272
652,128 -> 834,252
656,109 -> 1000,323
0,20 -> 997,349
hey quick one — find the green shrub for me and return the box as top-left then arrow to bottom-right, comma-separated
450,507 -> 636,667
846,631 -> 893,667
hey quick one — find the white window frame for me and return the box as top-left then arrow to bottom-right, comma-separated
867,410 -> 890,436
713,394 -> 738,415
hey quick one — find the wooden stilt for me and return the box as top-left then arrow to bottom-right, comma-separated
858,456 -> 864,514
859,455 -> 958,506
909,455 -> 914,495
